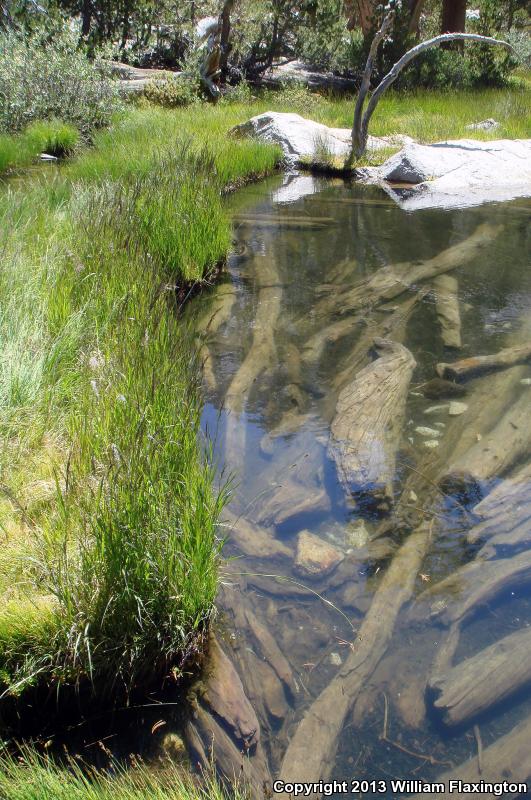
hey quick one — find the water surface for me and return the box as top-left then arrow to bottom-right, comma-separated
196,172 -> 531,794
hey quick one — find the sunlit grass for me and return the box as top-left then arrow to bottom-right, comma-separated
0,748 -> 248,800
0,109 -> 280,700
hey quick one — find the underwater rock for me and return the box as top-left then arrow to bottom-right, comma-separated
293,531 -> 343,579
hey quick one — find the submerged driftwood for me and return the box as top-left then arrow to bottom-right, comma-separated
224,253 -> 282,465
416,549 -> 531,627
466,462 -> 531,556
185,636 -> 271,796
429,626 -> 531,727
279,520 -> 435,793
439,386 -> 531,500
316,223 -> 501,317
437,342 -> 531,382
410,713 -> 531,799
433,274 -> 462,349
221,510 -> 292,562
329,338 -> 416,512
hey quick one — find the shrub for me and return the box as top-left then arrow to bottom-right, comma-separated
220,80 -> 253,104
24,119 -> 80,157
144,75 -> 200,108
505,30 -> 531,70
0,25 -> 123,135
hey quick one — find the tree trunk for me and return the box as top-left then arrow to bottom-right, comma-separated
218,0 -> 234,77
408,0 -> 426,34
441,0 -> 467,50
351,19 -> 510,159
81,0 -> 92,37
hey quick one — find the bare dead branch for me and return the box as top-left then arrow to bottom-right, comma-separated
352,28 -> 513,158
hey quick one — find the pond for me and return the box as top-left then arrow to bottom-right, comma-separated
194,172 -> 531,797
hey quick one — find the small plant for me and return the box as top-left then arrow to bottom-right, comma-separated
24,120 -> 80,158
144,75 -> 200,108
220,79 -> 253,105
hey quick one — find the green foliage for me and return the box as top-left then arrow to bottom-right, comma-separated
144,75 -> 200,108
0,25 -> 122,135
0,105 -> 280,700
220,80 -> 253,105
24,119 -> 80,157
0,747 -> 248,800
0,133 -> 30,173
296,0 -> 363,73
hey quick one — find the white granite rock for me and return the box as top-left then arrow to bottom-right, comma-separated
366,139 -> 531,210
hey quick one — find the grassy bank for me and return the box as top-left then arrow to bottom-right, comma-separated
0,749 -> 244,800
0,107 -> 280,702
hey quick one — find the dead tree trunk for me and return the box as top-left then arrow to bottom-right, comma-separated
441,0 -> 467,51
410,712 -> 531,799
351,9 -> 511,159
278,519 -> 436,794
429,626 -> 531,727
329,338 -> 416,513
437,342 -> 531,382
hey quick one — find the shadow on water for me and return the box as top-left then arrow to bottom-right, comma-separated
192,171 -> 531,795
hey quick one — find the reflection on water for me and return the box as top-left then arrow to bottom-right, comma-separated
195,172 -> 531,794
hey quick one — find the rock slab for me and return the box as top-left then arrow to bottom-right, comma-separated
369,139 -> 531,210
231,112 -> 412,165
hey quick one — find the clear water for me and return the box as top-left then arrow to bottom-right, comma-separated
195,172 -> 531,793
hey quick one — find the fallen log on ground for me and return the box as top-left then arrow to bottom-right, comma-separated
410,712 -> 531,799
437,342 -> 531,382
429,626 -> 531,728
328,338 -> 416,513
278,519 -> 435,793
433,274 -> 462,349
466,462 -> 531,557
316,223 -> 501,317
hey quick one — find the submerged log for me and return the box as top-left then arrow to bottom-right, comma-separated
224,254 -> 282,465
330,292 -> 422,398
303,315 -> 363,363
244,606 -> 297,698
410,713 -> 531,799
184,636 -> 271,797
429,626 -> 531,727
278,520 -> 435,792
416,550 -> 531,627
221,511 -> 293,562
437,342 -> 531,382
253,480 -> 331,528
466,462 -> 531,556
195,284 -> 237,336
316,223 -> 501,317
233,214 -> 336,230
433,274 -> 462,349
329,338 -> 416,513
439,387 -> 531,501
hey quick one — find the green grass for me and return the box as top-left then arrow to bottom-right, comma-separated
24,120 -> 80,158
0,748 -> 247,800
0,109 -> 280,700
0,82 -> 528,705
